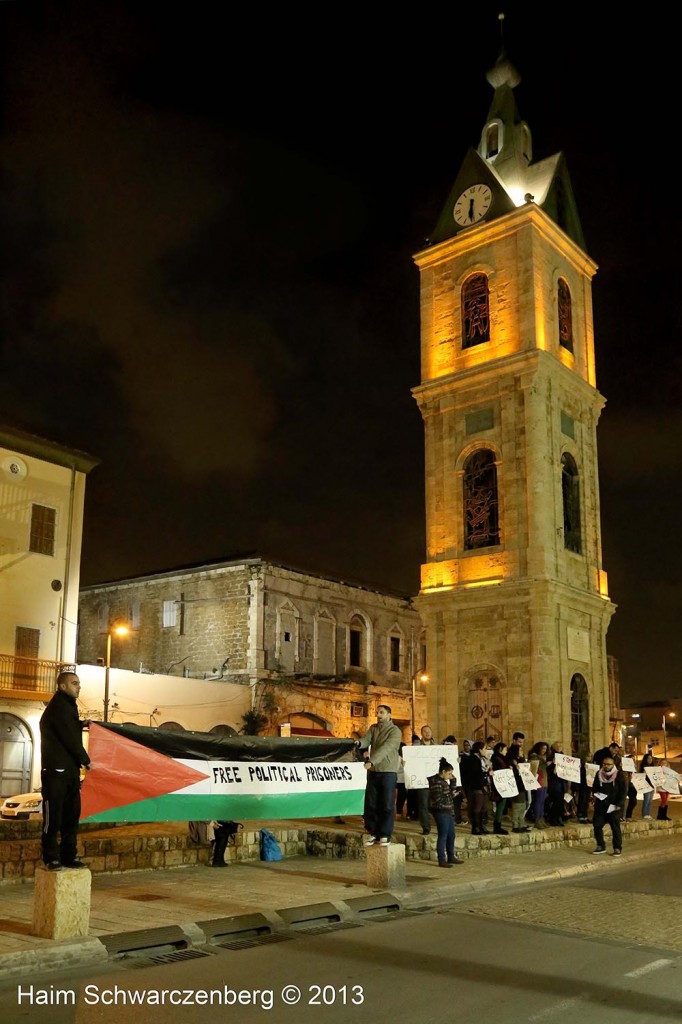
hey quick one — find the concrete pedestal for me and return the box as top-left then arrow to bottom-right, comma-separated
32,866 -> 91,940
365,842 -> 405,889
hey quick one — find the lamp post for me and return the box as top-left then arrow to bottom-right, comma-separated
662,711 -> 676,760
411,670 -> 429,738
104,625 -> 129,723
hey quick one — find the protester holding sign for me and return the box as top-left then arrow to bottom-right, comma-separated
469,741 -> 492,835
490,741 -> 509,835
505,740 -> 530,833
639,751 -> 655,819
545,742 -> 569,826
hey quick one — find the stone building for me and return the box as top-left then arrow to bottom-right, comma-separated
0,424 -> 98,795
413,48 -> 615,753
77,556 -> 427,741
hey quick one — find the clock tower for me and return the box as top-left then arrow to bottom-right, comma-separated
413,42 -> 615,754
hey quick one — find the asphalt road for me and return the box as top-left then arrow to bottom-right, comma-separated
5,858 -> 682,1023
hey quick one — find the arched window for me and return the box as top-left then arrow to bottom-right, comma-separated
349,614 -> 366,668
210,724 -> 237,737
485,123 -> 499,158
570,674 -> 589,758
462,273 -> 490,348
558,278 -> 573,353
463,449 -> 499,549
561,453 -> 581,553
157,721 -> 183,732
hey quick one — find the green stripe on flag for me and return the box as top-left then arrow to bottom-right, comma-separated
81,788 -> 365,824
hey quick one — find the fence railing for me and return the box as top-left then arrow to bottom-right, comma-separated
0,654 -> 69,698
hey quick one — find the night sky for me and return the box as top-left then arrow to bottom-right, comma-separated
1,2 -> 679,704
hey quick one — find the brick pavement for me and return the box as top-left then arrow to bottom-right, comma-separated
0,812 -> 681,982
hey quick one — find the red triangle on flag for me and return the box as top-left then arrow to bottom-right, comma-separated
81,723 -> 210,819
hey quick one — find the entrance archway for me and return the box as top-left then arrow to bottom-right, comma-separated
461,667 -> 505,744
0,714 -> 34,797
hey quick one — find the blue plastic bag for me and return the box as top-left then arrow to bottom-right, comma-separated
259,828 -> 283,862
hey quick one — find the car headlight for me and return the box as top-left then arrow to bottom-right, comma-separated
23,800 -> 41,809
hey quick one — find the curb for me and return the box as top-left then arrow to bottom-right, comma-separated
2,834 -> 681,983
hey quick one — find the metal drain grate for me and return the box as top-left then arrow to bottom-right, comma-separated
215,932 -> 294,951
296,921 -> 364,935
127,948 -> 214,969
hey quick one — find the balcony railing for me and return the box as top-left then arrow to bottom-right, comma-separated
0,654 -> 70,700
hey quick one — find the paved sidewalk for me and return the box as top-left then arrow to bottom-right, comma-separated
1,819 -> 681,983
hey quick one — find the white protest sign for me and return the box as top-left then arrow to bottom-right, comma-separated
492,768 -> 518,799
645,766 -> 666,789
554,752 -> 581,784
518,763 -> 540,791
402,745 -> 461,789
621,756 -> 636,773
630,772 -> 654,794
584,762 -> 598,787
660,767 -> 681,795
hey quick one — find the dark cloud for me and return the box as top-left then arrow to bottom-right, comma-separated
0,1 -> 679,702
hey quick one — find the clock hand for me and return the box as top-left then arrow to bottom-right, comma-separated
468,197 -> 475,222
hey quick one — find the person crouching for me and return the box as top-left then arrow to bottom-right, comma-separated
591,755 -> 627,856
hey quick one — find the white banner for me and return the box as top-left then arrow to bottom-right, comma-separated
621,756 -> 636,772
584,762 -> 599,787
401,745 -> 461,789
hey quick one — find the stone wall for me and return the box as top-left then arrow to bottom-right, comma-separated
0,821 -> 305,883
78,563 -> 254,681
1,818 -> 679,883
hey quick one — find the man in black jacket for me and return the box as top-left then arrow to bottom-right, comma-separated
591,754 -> 627,856
40,671 -> 91,870
593,741 -> 621,767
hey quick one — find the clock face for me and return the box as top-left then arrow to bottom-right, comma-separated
453,184 -> 493,227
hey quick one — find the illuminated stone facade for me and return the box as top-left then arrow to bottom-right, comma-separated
77,557 -> 426,741
413,57 -> 615,752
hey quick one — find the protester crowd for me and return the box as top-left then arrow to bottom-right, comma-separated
355,706 -> 679,866
395,724 -> 678,863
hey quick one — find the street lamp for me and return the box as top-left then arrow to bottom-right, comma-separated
662,711 -> 676,760
411,670 -> 429,737
104,625 -> 129,723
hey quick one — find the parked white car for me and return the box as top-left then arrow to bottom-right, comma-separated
0,791 -> 43,820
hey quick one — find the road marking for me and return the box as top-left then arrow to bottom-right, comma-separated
528,997 -> 584,1020
624,958 -> 674,978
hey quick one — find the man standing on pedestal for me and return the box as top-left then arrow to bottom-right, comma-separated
40,670 -> 91,871
356,705 -> 402,847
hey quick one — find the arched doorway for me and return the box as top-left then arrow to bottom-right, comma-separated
570,674 -> 590,758
0,714 -> 34,797
287,712 -> 333,737
462,668 -> 505,744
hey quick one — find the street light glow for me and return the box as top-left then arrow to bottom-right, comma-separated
104,624 -> 130,723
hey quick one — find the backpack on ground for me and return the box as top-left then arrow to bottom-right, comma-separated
259,828 -> 283,862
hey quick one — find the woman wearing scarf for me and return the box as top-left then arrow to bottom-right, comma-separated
591,754 -> 627,855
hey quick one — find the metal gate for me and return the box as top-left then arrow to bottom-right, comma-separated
0,713 -> 33,797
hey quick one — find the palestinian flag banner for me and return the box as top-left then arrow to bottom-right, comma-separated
81,722 -> 365,823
